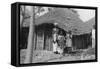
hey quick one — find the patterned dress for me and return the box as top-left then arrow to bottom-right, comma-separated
57,35 -> 66,49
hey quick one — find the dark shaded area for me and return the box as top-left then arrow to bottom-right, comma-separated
72,33 -> 92,49
20,27 -> 29,49
35,23 -> 54,37
63,47 -> 72,53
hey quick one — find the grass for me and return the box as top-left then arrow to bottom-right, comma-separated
20,48 -> 95,64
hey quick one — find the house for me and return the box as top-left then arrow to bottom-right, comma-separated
20,7 -> 94,51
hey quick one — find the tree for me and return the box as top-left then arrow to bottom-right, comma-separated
24,6 -> 35,63
20,6 -> 25,28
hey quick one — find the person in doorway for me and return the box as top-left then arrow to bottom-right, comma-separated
57,31 -> 66,55
52,28 -> 59,54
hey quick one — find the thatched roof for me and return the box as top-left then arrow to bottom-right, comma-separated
79,17 -> 95,34
22,8 -> 95,35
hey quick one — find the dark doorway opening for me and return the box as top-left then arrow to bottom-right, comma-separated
20,27 -> 29,49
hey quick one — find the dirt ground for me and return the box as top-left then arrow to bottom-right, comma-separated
20,48 -> 95,64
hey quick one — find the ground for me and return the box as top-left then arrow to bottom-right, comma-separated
20,48 -> 95,64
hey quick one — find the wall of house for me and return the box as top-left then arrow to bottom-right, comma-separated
35,23 -> 54,51
72,33 -> 92,49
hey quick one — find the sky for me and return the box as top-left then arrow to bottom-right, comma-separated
74,9 -> 95,22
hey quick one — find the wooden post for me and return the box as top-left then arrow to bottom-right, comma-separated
42,32 -> 45,50
92,29 -> 95,48
24,6 -> 35,63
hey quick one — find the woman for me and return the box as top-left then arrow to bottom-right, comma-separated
57,31 -> 66,54
52,28 -> 59,54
